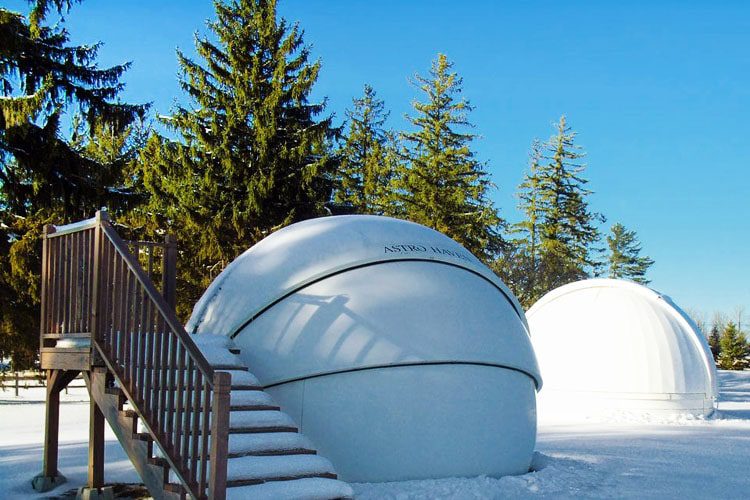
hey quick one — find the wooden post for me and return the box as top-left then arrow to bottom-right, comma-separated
161,234 -> 177,312
88,371 -> 105,489
91,211 -> 108,352
208,371 -> 231,500
42,370 -> 60,478
39,224 -> 55,349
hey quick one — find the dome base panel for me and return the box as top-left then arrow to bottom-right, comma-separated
267,364 -> 537,483
538,390 -> 715,422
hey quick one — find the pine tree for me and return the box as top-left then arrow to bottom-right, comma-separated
717,321 -> 749,370
535,116 -> 603,293
139,0 -> 339,319
334,84 -> 396,214
395,53 -> 505,262
606,222 -> 654,283
0,2 -> 147,368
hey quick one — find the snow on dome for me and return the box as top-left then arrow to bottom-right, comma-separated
527,278 -> 717,419
189,215 -> 541,482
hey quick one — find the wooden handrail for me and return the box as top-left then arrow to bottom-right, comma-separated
97,222 -> 215,379
41,211 -> 229,499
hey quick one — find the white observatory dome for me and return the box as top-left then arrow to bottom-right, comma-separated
527,279 -> 717,419
188,215 -> 542,482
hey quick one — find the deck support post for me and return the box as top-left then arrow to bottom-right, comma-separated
88,379 -> 105,489
32,369 -> 79,492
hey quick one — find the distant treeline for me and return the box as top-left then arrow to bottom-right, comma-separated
689,310 -> 749,371
1,0 -> 655,368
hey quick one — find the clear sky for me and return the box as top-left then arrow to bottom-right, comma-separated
6,0 -> 750,323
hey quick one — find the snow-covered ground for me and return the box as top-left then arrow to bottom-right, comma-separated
2,371 -> 749,498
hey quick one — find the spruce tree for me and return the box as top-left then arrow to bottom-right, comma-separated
708,324 -> 722,362
139,0 -> 339,319
395,53 -> 504,262
717,321 -> 749,370
492,141 -> 544,307
497,118 -> 602,306
606,222 -> 654,283
535,116 -> 603,293
335,84 -> 396,214
0,2 -> 147,368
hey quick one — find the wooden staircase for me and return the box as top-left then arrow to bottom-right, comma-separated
33,211 -> 352,499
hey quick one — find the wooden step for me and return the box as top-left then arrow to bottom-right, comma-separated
228,432 -> 315,457
225,477 -> 353,499
135,432 -> 153,442
227,472 -> 338,488
165,403 -> 280,412
228,448 -> 317,459
225,454 -> 337,485
147,457 -> 171,485
230,425 -> 299,434
211,364 -> 249,371
118,409 -> 139,435
164,482 -> 186,495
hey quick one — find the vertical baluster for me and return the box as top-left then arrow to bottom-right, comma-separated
76,231 -> 83,333
80,230 -> 88,335
151,314 -> 164,436
147,245 -> 154,284
190,370 -> 202,484
119,251 -> 128,371
112,251 -> 123,368
143,302 -> 154,417
158,315 -> 170,440
130,264 -> 139,383
174,344 -> 186,464
68,232 -> 78,335
165,333 -> 178,454
199,381 -> 210,498
58,237 -> 66,335
129,268 -> 139,389
54,237 -> 64,335
138,294 -> 150,409
108,245 -> 117,359
62,235 -> 70,335
182,357 -> 194,473
101,239 -> 113,353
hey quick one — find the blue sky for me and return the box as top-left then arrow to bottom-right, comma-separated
6,0 -> 749,323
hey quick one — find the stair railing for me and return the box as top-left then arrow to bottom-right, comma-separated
41,211 -> 230,500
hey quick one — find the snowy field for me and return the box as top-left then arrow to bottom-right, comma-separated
1,371 -> 749,499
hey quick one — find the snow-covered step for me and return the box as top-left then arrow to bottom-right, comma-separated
226,477 -> 354,500
192,334 -> 247,368
230,389 -> 275,407
191,333 -> 353,498
221,369 -> 261,388
230,410 -> 296,430
229,432 -> 315,457
226,454 -> 336,483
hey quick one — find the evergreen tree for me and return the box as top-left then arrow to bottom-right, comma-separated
717,321 -> 749,370
395,53 -> 505,262
535,116 -> 603,294
606,222 -> 654,283
492,141 -> 543,307
708,324 -> 722,362
139,0 -> 339,319
0,2 -> 147,368
497,118 -> 602,306
334,84 -> 397,214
